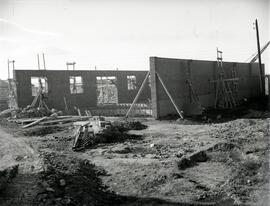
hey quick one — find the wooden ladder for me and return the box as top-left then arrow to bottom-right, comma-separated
215,49 -> 237,109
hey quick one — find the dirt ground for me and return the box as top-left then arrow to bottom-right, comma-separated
0,112 -> 269,206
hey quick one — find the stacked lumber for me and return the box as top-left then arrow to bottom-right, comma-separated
8,115 -> 92,129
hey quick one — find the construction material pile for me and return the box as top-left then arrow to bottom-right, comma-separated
72,118 -> 147,151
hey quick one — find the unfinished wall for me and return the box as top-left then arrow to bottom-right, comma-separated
14,70 -> 150,113
150,57 -> 264,119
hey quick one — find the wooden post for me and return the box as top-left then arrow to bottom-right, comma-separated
155,71 -> 184,119
37,54 -> 40,70
7,59 -> 10,79
42,53 -> 46,70
125,71 -> 150,117
64,97 -> 69,114
255,19 -> 264,95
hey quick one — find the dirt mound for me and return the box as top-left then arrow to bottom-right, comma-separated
0,165 -> 19,192
112,120 -> 148,131
198,118 -> 270,204
33,152 -> 123,206
95,127 -> 142,144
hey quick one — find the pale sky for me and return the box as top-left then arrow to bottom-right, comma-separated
0,0 -> 269,80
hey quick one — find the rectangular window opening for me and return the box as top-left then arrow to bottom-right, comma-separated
127,75 -> 137,90
70,76 -> 83,94
31,77 -> 48,96
96,76 -> 118,105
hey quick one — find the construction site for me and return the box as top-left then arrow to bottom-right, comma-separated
0,1 -> 270,205
0,41 -> 269,206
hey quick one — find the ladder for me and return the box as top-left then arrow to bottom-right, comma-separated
214,49 -> 237,109
231,63 -> 239,104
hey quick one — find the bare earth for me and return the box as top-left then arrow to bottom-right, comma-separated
0,116 -> 269,206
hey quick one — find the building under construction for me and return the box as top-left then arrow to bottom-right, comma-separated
150,56 -> 265,119
12,69 -> 151,116
6,56 -> 266,119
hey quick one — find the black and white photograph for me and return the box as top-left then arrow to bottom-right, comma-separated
0,0 -> 269,205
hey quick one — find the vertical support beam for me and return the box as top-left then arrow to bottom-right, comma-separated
12,60 -> 15,79
7,59 -> 10,79
185,60 -> 192,103
7,59 -> 11,108
150,57 -> 159,119
37,54 -> 40,70
42,53 -> 46,70
255,19 -> 264,95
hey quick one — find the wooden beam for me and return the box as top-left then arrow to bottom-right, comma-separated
155,71 -> 184,119
211,78 -> 239,83
125,71 -> 150,117
22,116 -> 49,129
255,19 -> 264,95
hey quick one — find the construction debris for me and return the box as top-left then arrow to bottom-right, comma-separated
177,150 -> 208,170
72,117 -> 147,150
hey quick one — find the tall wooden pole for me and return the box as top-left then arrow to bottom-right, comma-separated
42,53 -> 46,70
7,59 -> 10,79
255,19 -> 264,95
12,60 -> 15,74
37,54 -> 40,70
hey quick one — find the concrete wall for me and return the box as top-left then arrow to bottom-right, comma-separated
150,57 -> 264,119
14,70 -> 150,112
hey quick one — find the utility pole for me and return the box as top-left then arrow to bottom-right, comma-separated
255,19 -> 264,95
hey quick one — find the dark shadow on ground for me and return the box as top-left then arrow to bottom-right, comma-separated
160,97 -> 269,125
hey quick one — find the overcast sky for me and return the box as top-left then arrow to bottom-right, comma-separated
0,0 -> 269,79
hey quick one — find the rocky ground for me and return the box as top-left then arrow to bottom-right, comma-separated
0,112 -> 269,206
